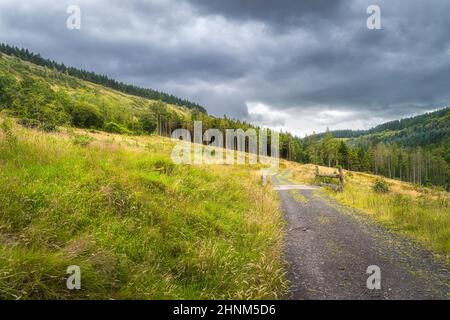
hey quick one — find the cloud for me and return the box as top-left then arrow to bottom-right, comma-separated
186,0 -> 347,30
247,103 -> 288,128
0,0 -> 449,134
247,103 -> 386,136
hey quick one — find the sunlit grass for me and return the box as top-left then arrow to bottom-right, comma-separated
0,117 -> 287,299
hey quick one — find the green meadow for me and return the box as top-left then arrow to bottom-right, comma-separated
0,118 -> 287,299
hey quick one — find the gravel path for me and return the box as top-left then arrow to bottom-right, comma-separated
273,173 -> 449,300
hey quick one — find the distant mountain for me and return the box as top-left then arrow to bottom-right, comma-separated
311,107 -> 450,148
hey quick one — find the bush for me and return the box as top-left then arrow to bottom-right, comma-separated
127,118 -> 144,134
39,122 -> 58,132
372,178 -> 390,193
104,122 -> 131,135
17,118 -> 58,132
70,102 -> 104,128
0,73 -> 17,108
73,134 -> 93,146
0,118 -> 17,144
139,113 -> 157,134
0,109 -> 16,117
17,117 -> 40,129
152,158 -> 175,175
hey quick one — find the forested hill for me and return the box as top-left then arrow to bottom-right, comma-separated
311,107 -> 450,148
300,108 -> 449,189
0,49 -> 304,158
0,43 -> 207,113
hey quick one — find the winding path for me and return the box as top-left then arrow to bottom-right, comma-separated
273,173 -> 449,300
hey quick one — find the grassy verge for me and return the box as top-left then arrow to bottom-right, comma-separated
284,163 -> 450,259
0,117 -> 287,299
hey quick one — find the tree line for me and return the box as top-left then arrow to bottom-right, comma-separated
300,130 -> 449,189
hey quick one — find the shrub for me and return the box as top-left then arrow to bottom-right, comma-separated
127,118 -> 144,134
17,118 -> 58,132
39,122 -> 58,132
152,158 -> 175,175
70,102 -> 104,128
73,134 -> 93,146
0,109 -> 16,117
139,113 -> 157,134
104,122 -> 131,135
0,118 -> 17,144
0,73 -> 17,108
17,117 -> 40,129
372,178 -> 390,193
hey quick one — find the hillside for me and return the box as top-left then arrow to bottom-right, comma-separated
312,108 -> 450,148
300,108 -> 450,189
0,116 -> 287,299
0,52 -> 194,135
0,49 -> 261,137
0,43 -> 206,113
0,50 -> 303,165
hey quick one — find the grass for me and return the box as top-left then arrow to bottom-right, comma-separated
288,190 -> 308,204
284,163 -> 450,259
0,117 -> 287,299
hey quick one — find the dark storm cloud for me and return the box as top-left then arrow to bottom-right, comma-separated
187,0 -> 346,29
0,0 -> 449,135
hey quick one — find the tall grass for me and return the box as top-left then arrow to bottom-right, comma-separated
0,118 -> 287,299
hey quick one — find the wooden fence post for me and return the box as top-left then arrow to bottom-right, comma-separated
338,167 -> 345,191
315,166 -> 345,191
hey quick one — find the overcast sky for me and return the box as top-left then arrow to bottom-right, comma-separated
0,0 -> 449,136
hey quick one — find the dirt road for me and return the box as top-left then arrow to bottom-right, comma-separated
273,173 -> 449,300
